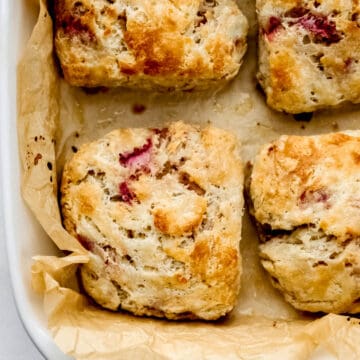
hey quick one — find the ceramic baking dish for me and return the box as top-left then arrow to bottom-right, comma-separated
0,1 -> 346,359
0,1 -> 70,358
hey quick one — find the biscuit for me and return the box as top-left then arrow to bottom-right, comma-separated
257,0 -> 360,113
61,122 -> 244,320
54,0 -> 248,90
249,132 -> 360,313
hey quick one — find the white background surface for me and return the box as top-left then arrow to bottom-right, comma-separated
0,206 -> 43,359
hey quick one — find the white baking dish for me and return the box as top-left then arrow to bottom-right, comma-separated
0,1 -> 341,359
0,1 -> 70,358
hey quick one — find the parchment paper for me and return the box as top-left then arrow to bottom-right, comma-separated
18,0 -> 360,358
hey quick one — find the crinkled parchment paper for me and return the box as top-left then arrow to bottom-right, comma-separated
18,0 -> 360,358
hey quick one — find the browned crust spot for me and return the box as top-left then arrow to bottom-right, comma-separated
121,24 -> 184,76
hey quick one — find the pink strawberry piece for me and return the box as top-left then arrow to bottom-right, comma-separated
296,13 -> 342,44
264,16 -> 283,40
299,188 -> 331,209
119,138 -> 152,169
119,182 -> 136,204
61,15 -> 95,42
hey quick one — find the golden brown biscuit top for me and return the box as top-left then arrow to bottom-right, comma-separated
54,0 -> 248,88
257,0 -> 360,113
250,132 -> 360,240
61,122 -> 243,297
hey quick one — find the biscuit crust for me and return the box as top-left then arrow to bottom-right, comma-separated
61,122 -> 243,320
257,0 -> 360,113
54,0 -> 248,90
249,132 -> 360,313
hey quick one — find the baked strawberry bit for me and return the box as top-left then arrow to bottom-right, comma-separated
77,235 -> 117,262
295,13 -> 342,44
264,16 -> 283,40
298,188 -> 331,209
116,138 -> 154,204
61,15 -> 95,42
111,179 -> 138,205
77,235 -> 94,251
119,138 -> 152,169
265,8 -> 342,44
118,182 -> 137,204
344,57 -> 354,72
